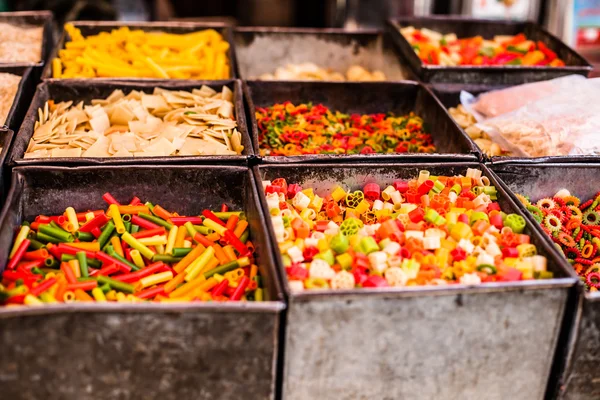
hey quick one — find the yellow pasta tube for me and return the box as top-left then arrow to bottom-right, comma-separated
108,204 -> 126,234
165,226 -> 178,255
130,249 -> 145,269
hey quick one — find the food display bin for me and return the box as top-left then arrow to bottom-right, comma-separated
491,163 -> 600,400
245,80 -> 480,164
255,162 -> 577,400
0,165 -> 285,400
387,16 -> 592,84
8,79 -> 253,167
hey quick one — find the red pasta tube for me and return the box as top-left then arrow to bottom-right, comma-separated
79,213 -> 110,233
7,239 -> 30,270
96,251 -> 132,273
102,192 -> 120,205
136,284 -> 166,299
113,262 -> 165,283
211,279 -> 229,297
129,196 -> 142,206
66,281 -> 98,292
230,276 -> 249,301
97,264 -> 119,276
202,210 -> 226,227
170,216 -> 203,226
224,230 -> 250,256
131,227 -> 166,239
29,278 -> 57,296
131,215 -> 160,230
60,262 -> 77,284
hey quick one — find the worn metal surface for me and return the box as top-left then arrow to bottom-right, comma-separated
430,83 -> 600,166
0,11 -> 54,68
245,80 -> 480,164
0,128 -> 14,205
41,21 -> 237,80
0,165 -> 284,400
387,17 -> 592,84
491,163 -> 600,400
233,27 -> 413,81
254,162 -> 577,400
9,79 -> 253,167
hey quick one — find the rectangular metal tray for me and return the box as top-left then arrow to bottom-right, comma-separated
0,164 -> 285,400
233,27 -> 414,81
1,66 -> 37,133
387,16 -> 592,84
42,20 -> 237,80
254,162 -> 577,400
0,11 -> 55,69
244,80 -> 480,164
490,162 -> 600,400
8,79 -> 254,167
430,83 -> 600,165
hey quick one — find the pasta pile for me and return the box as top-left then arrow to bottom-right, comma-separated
258,63 -> 385,81
0,22 -> 43,63
25,85 -> 244,158
53,24 -> 230,79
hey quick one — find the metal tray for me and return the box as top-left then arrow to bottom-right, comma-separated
8,79 -> 254,167
0,66 -> 37,133
42,20 -> 237,80
244,80 -> 480,164
254,162 -> 577,400
430,83 -> 600,165
0,164 -> 285,400
0,128 -> 14,204
387,16 -> 593,84
233,27 -> 414,81
490,163 -> 600,400
0,11 -> 54,69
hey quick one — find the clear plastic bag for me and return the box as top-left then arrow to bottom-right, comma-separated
476,78 -> 600,157
469,75 -> 587,119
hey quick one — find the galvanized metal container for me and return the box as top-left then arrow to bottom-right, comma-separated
0,165 -> 285,400
0,66 -> 37,133
8,79 -> 253,167
244,80 -> 480,164
254,162 -> 578,400
233,27 -> 414,81
387,16 -> 593,84
430,83 -> 600,165
0,128 -> 14,204
490,163 -> 600,400
42,21 -> 237,80
0,11 -> 55,69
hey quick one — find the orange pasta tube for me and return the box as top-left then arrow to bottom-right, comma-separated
68,259 -> 81,278
199,257 -> 220,275
164,272 -> 186,294
68,242 -> 100,252
169,275 -> 209,298
117,205 -> 149,215
212,244 -> 229,265
234,220 -> 248,238
111,236 -> 124,257
174,244 -> 206,274
74,289 -> 93,301
223,245 -> 237,262
174,227 -> 187,248
153,205 -> 173,221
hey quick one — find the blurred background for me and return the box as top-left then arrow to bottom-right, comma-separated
2,0 -> 599,70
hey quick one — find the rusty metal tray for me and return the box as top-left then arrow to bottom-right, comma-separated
42,20 -> 237,80
0,164 -> 285,400
0,11 -> 55,69
244,80 -> 480,164
254,162 -> 577,400
387,16 -> 592,84
429,82 -> 600,165
233,27 -> 414,81
490,162 -> 600,400
8,79 -> 254,167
